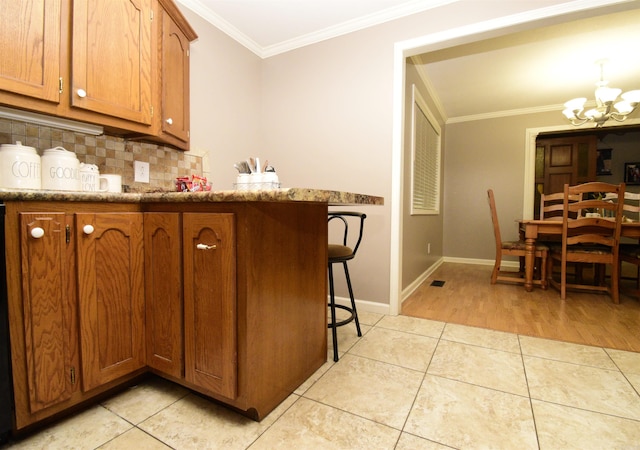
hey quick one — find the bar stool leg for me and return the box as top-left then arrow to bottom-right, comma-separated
342,261 -> 362,337
328,263 -> 339,362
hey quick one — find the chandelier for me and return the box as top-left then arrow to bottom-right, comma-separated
562,60 -> 640,127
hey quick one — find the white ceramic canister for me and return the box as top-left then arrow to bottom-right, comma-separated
79,163 -> 105,192
41,146 -> 81,191
0,141 -> 41,189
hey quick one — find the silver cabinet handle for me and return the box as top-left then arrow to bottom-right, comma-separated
83,224 -> 95,235
31,227 -> 45,239
77,89 -> 87,98
165,117 -> 173,125
196,243 -> 217,250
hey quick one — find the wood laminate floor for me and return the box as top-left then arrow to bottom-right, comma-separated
402,262 -> 640,353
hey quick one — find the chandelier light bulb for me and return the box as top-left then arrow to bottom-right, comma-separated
564,97 -> 586,113
561,60 -> 638,127
621,89 -> 640,104
595,86 -> 621,105
584,109 -> 600,119
614,101 -> 633,115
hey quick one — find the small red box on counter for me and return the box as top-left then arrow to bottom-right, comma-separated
176,175 -> 211,192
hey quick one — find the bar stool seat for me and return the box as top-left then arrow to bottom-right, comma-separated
328,212 -> 366,362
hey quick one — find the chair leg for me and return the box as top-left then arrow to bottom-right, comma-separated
342,261 -> 362,337
540,253 -> 548,289
611,262 -> 620,304
560,258 -> 567,299
327,263 -> 339,362
595,264 -> 606,286
491,255 -> 501,284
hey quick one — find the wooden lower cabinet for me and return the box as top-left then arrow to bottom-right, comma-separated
182,213 -> 237,398
18,213 -> 78,414
75,213 -> 146,391
144,213 -> 183,378
7,205 -> 146,430
143,203 -> 328,420
7,201 -> 328,430
145,213 -> 237,398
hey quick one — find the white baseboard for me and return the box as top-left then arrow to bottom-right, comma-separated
330,295 -> 390,315
443,256 -> 519,268
400,257 -> 445,304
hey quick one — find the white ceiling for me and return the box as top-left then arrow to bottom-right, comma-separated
177,0 -> 640,123
416,6 -> 640,122
176,0 -> 458,56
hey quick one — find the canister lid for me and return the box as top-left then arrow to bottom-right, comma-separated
43,146 -> 78,158
80,162 -> 99,172
0,141 -> 38,154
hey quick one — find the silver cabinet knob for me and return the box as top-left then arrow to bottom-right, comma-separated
83,224 -> 95,235
77,89 -> 87,98
30,227 -> 45,239
165,118 -> 173,125
196,243 -> 217,250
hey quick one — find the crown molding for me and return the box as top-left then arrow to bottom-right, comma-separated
176,0 -> 460,58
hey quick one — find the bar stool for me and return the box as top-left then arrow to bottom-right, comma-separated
327,211 -> 366,362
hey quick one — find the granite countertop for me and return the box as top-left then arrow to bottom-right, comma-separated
0,187 -> 384,206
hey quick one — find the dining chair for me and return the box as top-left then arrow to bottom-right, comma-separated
540,191 -> 586,281
487,189 -> 548,287
606,192 -> 640,297
547,182 -> 626,303
327,211 -> 365,362
539,192 -> 583,221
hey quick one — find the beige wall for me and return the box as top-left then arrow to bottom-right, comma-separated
178,1 -> 629,309
402,63 -> 445,290
251,0 -> 533,304
443,116 -> 640,262
258,28 -> 394,304
180,8 -> 263,190
443,111 -> 572,261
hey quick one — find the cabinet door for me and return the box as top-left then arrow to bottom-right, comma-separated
183,213 -> 237,399
0,0 -> 62,103
144,213 -> 182,378
19,213 -> 77,413
76,213 -> 145,391
71,0 -> 152,124
160,8 -> 191,146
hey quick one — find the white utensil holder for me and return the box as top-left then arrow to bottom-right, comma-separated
234,173 -> 280,190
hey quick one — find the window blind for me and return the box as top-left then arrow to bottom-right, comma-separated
411,85 -> 440,215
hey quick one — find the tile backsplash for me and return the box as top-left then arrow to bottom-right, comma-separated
0,117 -> 203,192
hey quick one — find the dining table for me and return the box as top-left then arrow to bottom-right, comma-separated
518,219 -> 640,292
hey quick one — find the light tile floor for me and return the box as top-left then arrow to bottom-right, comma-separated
3,311 -> 640,449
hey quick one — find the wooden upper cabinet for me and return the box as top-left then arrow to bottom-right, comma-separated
71,0 -> 152,125
0,0 -> 195,149
144,0 -> 197,150
0,0 -> 62,103
160,7 -> 193,147
75,213 -> 145,391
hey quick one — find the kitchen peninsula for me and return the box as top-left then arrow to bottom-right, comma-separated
0,188 -> 383,431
